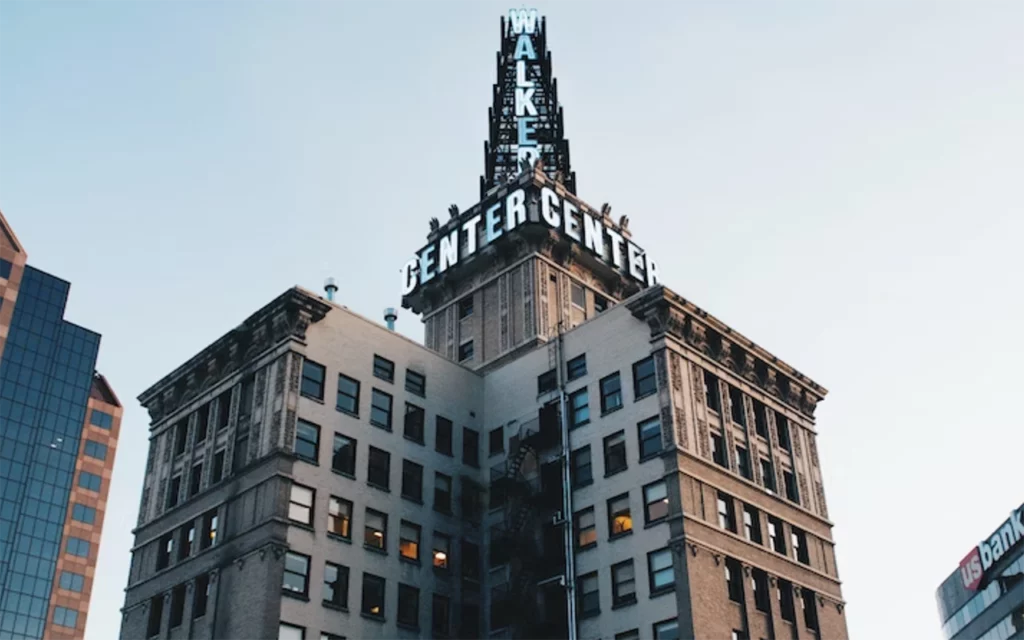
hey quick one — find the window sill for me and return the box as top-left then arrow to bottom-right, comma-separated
612,596 -> 637,610
639,452 -> 662,464
282,591 -> 310,602
403,435 -> 425,446
290,522 -> 316,534
301,394 -> 325,404
644,519 -> 668,529
367,482 -> 391,493
361,613 -> 386,623
433,566 -> 452,577
363,545 -> 388,556
572,479 -> 594,490
634,390 -> 657,403
437,450 -> 454,458
397,622 -> 419,632
605,468 -> 627,479
434,507 -> 453,517
336,407 -> 359,419
370,422 -> 392,432
399,556 -> 420,567
650,586 -> 676,599
570,420 -> 591,430
406,390 -> 426,399
576,543 -> 597,553
600,405 -> 624,417
401,495 -> 423,505
488,451 -> 505,458
323,602 -> 348,613
331,469 -> 356,481
327,533 -> 352,544
608,530 -> 634,542
580,609 -> 601,620
295,456 -> 320,467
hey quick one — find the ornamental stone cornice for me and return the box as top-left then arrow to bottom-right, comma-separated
138,288 -> 330,425
627,285 -> 827,419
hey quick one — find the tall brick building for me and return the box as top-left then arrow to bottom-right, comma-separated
118,9 -> 848,640
0,210 -> 123,640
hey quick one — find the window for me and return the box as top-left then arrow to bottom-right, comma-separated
178,523 -> 195,559
792,527 -> 809,564
616,631 -> 640,640
211,449 -> 225,483
372,355 -> 395,382
460,603 -> 480,639
784,471 -> 799,504
608,493 -> 633,537
537,368 -> 557,394
216,390 -> 231,431
743,504 -> 763,544
402,459 -> 423,502
570,446 -> 592,488
323,562 -> 349,608
488,427 -> 504,456
400,521 -> 421,562
725,557 -> 743,603
368,447 -> 391,490
195,406 -> 209,444
54,606 -> 78,630
571,282 -> 586,309
90,409 -> 113,429
156,533 -> 173,569
633,357 -> 657,399
336,374 -> 360,415
653,619 -> 679,640
293,419 -> 320,463
406,370 -> 426,397
458,340 -> 474,362
731,631 -> 748,640
728,386 -> 746,425
768,515 -> 786,554
301,359 -> 326,400
79,471 -> 102,492
458,296 -> 474,319
778,579 -> 796,622
567,354 -> 587,381
703,371 -> 722,412
397,583 -> 419,628
239,375 -> 255,419
148,596 -> 164,637
775,411 -> 791,451
174,420 -> 188,456
432,533 -> 451,570
71,503 -> 96,524
717,492 -> 736,532
460,539 -> 479,579
736,446 -> 751,479
434,473 -> 452,514
364,509 -> 388,550
457,428 -> 480,468
361,574 -> 386,618
404,403 -> 425,444
166,475 -> 181,508
189,462 -> 203,496
643,480 -> 669,524
612,560 -> 637,607
638,417 -> 661,459
193,573 -> 210,618
802,587 -> 819,630
328,496 -> 352,539
576,573 -> 601,621
289,484 -> 314,525
594,294 -> 609,313
66,536 -> 90,558
569,388 -> 590,428
575,508 -> 597,549
320,633 -> 344,640
752,568 -> 770,612
370,389 -> 393,429
233,432 -> 248,472
461,479 -> 483,521
283,552 -> 310,596
603,431 -> 627,475
432,594 -> 451,636
753,400 -> 769,438
201,509 -> 218,549
648,548 -> 675,593
600,372 -> 623,413
59,571 -> 85,592
761,459 -> 776,492
332,433 -> 356,476
279,622 -> 305,640
436,416 -> 453,455
711,433 -> 727,468
84,439 -> 107,460
168,583 -> 186,627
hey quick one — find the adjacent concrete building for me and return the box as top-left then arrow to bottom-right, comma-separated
119,9 -> 848,640
0,210 -> 123,640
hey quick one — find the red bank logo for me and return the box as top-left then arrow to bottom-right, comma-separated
960,547 -> 983,591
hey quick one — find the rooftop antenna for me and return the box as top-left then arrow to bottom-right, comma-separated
324,277 -> 338,302
384,307 -> 397,331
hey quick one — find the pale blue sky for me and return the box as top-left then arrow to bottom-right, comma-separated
1,1 -> 1022,639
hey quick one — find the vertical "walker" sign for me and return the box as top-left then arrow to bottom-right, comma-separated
509,8 -> 541,170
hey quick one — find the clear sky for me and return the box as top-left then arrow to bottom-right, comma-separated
1,1 -> 1022,639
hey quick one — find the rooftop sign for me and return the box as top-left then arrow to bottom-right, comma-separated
959,503 -> 1024,591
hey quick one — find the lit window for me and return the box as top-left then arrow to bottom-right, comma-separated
400,521 -> 421,561
364,508 -> 388,551
608,494 -> 633,537
433,532 -> 451,570
575,508 -> 597,549
361,574 -> 386,618
328,496 -> 352,539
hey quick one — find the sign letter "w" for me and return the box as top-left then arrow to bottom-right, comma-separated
508,8 -> 538,35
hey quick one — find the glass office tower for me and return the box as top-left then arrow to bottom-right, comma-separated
0,211 -> 122,640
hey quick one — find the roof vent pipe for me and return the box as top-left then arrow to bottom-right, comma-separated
324,277 -> 338,302
384,308 -> 398,331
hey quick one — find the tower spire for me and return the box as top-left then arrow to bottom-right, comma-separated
480,9 -> 576,199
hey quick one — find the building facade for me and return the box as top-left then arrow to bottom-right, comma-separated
936,504 -> 1024,640
119,9 -> 847,640
0,210 -> 123,640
